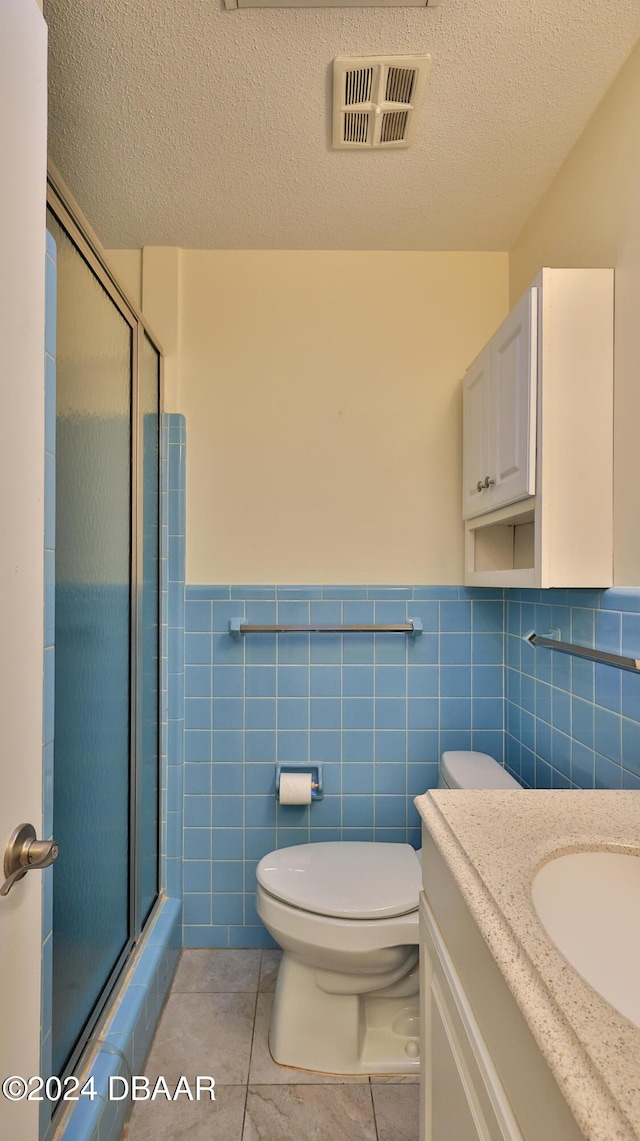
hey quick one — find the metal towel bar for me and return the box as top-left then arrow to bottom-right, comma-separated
525,631 -> 640,673
229,618 -> 423,637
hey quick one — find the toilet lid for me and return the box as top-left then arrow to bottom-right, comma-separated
256,842 -> 422,920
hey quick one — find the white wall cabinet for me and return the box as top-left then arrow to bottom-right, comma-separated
463,289 -> 537,521
462,345 -> 491,520
462,268 -> 613,588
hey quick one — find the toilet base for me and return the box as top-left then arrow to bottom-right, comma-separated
269,952 -> 420,1076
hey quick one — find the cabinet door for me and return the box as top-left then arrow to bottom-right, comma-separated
486,287 -> 537,512
462,345 -> 491,519
431,981 -> 487,1141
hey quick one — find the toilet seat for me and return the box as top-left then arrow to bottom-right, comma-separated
257,886 -> 419,965
256,841 -> 422,921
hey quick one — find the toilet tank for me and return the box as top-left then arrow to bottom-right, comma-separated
438,750 -> 520,790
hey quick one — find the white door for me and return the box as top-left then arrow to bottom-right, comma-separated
0,3 -> 48,1139
462,345 -> 491,519
487,287 -> 537,512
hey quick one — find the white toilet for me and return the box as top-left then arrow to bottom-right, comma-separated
256,750 -> 519,1076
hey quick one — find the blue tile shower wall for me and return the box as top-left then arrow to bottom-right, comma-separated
505,589 -> 640,791
182,585 -> 505,947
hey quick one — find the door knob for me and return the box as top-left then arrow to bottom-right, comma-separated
0,823 -> 59,897
482,476 -> 495,488
476,480 -> 484,493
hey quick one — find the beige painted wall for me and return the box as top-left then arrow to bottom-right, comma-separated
177,250 -> 508,584
511,38 -> 640,586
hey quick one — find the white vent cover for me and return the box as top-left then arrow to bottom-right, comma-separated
333,55 -> 430,150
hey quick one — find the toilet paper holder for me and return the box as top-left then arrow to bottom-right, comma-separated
276,764 -> 324,801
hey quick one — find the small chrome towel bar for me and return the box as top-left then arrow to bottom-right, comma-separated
525,631 -> 640,673
229,618 -> 423,637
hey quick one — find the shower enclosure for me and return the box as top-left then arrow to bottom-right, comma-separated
46,182 -> 162,1085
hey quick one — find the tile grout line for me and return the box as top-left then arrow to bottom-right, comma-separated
241,948 -> 263,1140
369,1076 -> 380,1141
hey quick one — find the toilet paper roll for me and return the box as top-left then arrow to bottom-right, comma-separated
278,772 -> 313,805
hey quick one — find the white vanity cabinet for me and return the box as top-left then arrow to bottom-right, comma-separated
420,896 -> 523,1141
462,268 -> 613,588
419,829 -> 586,1141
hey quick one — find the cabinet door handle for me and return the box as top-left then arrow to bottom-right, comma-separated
483,476 -> 495,488
476,480 -> 484,493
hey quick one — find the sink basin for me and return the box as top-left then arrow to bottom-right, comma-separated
531,850 -> 640,1029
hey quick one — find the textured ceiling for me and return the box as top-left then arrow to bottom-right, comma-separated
45,0 -> 640,250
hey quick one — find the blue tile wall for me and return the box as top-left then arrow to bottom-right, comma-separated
505,589 -> 640,791
170,427 -> 640,948
182,585 -> 505,947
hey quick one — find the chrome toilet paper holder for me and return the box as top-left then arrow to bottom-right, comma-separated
275,764 -> 324,801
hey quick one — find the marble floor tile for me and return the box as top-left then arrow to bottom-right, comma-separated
144,992 -> 256,1086
243,1084 -> 377,1141
124,1084 -> 246,1140
135,948 -> 424,1141
258,949 -> 282,993
249,995 -> 368,1085
173,949 -> 261,993
371,1084 -> 420,1141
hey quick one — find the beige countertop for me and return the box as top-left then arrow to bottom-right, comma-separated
414,789 -> 640,1141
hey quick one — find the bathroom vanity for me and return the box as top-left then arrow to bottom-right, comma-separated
415,790 -> 640,1141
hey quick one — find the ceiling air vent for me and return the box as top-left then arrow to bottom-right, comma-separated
333,55 -> 430,150
345,67 -> 373,106
344,111 -> 370,145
